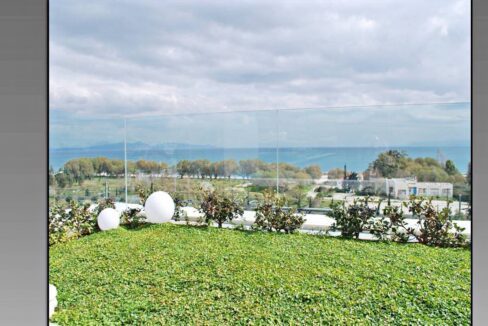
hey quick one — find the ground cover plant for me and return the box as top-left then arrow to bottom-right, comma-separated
50,223 -> 470,325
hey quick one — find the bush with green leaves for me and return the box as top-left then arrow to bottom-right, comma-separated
363,196 -> 468,247
120,207 -> 145,229
253,191 -> 305,233
368,206 -> 413,242
49,200 -> 97,245
135,183 -> 150,205
172,197 -> 186,221
330,197 -> 376,239
50,199 -> 150,244
199,190 -> 243,228
382,196 -> 468,247
95,197 -> 116,215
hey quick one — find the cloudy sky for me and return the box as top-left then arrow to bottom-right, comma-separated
49,0 -> 470,148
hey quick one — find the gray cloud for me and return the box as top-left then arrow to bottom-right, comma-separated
50,0 -> 470,117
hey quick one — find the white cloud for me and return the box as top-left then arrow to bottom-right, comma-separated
429,17 -> 449,36
49,0 -> 470,117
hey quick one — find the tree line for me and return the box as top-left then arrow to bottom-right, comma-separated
364,150 -> 467,183
49,157 -> 323,188
175,159 -> 322,180
49,150 -> 469,189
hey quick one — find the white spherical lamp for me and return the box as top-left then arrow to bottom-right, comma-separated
144,191 -> 175,223
97,208 -> 120,231
49,284 -> 57,319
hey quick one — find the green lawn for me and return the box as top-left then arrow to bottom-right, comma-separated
50,224 -> 471,325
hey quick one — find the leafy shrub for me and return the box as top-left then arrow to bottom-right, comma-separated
363,196 -> 468,247
95,197 -> 116,215
172,197 -> 186,221
135,183 -> 150,205
253,191 -> 305,233
120,207 -> 145,229
330,197 -> 376,239
199,190 -> 243,228
384,196 -> 467,247
367,205 -> 406,242
49,200 -> 97,245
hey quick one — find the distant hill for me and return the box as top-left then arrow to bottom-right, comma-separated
51,142 -> 217,152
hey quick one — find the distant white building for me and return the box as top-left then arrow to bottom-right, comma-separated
321,177 -> 453,199
385,178 -> 453,199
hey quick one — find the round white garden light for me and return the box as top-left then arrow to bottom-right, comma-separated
49,284 -> 57,318
144,191 -> 175,223
97,208 -> 120,231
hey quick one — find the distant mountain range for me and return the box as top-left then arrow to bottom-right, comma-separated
51,142 -> 217,151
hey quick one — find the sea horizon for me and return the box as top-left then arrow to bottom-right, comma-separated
50,145 -> 471,174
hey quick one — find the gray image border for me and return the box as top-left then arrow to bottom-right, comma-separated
0,0 -> 487,325
473,0 -> 488,324
0,0 -> 48,325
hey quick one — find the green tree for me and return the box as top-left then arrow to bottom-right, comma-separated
444,160 -> 459,176
305,165 -> 322,179
372,150 -> 407,178
239,159 -> 259,178
328,168 -> 344,179
347,172 -> 359,180
198,160 -> 212,179
288,184 -> 307,208
222,160 -> 238,179
108,160 -> 125,175
176,160 -> 191,178
189,161 -> 201,177
127,161 -> 137,174
211,161 -> 222,179
63,158 -> 94,183
55,172 -> 73,188
136,160 -> 162,174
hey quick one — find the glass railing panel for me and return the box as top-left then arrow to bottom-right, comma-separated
49,102 -> 470,221
276,102 -> 471,218
125,109 -> 280,210
49,115 -> 125,204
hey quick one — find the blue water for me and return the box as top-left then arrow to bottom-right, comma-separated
50,146 -> 471,174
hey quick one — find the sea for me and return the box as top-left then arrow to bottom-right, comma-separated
49,146 -> 471,174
